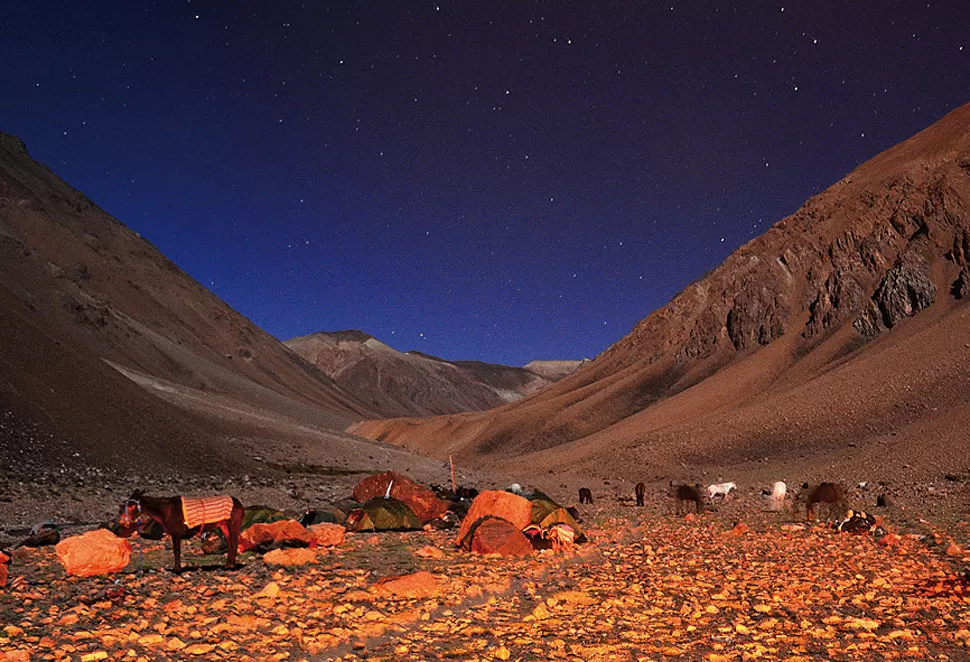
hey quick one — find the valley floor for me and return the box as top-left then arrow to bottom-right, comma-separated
2,491 -> 969,661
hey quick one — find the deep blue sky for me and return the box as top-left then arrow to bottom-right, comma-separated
1,2 -> 967,366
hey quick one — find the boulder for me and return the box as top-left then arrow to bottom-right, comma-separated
415,545 -> 447,559
455,490 -> 532,544
374,570 -> 442,598
55,529 -> 131,577
308,522 -> 345,547
238,520 -> 316,553
462,517 -> 533,557
263,548 -> 317,566
0,549 -> 9,587
352,471 -> 449,523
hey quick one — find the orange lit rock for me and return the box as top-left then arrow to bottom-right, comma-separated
415,545 -> 446,559
263,547 -> 317,566
309,522 -> 345,547
0,549 -> 9,587
464,517 -> 534,557
55,529 -> 131,577
352,471 -> 449,523
877,533 -> 902,547
374,570 -> 442,599
238,519 -> 316,552
455,490 -> 532,545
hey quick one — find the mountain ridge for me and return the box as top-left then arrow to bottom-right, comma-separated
285,330 -> 581,418
349,101 -> 970,487
0,131 -> 380,478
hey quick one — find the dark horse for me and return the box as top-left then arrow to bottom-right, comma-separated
672,483 -> 704,515
805,482 -> 846,522
117,490 -> 244,573
635,482 -> 646,507
578,487 -> 593,504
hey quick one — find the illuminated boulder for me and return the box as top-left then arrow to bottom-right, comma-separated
238,520 -> 316,553
352,471 -> 449,523
55,529 -> 131,577
455,490 -> 531,545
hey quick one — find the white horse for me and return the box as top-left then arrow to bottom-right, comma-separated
769,481 -> 787,511
707,482 -> 737,500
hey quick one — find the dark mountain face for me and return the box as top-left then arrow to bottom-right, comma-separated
285,331 -> 579,418
350,102 -> 970,486
0,133 -> 377,477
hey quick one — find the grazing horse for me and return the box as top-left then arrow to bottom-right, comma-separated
805,482 -> 846,521
578,487 -> 593,504
117,490 -> 243,573
635,482 -> 646,507
768,481 -> 787,511
707,482 -> 737,500
673,484 -> 703,515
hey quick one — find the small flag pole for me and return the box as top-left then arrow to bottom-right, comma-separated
450,455 -> 457,493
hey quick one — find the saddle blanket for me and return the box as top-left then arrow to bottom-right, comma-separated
181,496 -> 234,529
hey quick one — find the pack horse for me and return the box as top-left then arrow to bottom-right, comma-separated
117,489 -> 244,572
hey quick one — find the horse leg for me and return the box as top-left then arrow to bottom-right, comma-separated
172,536 -> 182,573
219,522 -> 238,569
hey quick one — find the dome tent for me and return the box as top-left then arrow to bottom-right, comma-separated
346,498 -> 423,532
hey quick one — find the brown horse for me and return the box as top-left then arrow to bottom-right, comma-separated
117,490 -> 244,573
805,482 -> 845,521
672,483 -> 703,515
578,487 -> 593,504
634,482 -> 646,507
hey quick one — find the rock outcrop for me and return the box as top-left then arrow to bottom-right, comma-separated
854,265 -> 937,336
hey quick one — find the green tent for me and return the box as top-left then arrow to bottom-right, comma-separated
301,507 -> 347,526
301,498 -> 360,526
529,495 -> 586,543
240,505 -> 291,529
346,498 -> 423,532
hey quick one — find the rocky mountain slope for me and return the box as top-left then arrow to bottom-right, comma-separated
285,331 -> 580,418
350,102 -> 970,489
0,132 -> 380,479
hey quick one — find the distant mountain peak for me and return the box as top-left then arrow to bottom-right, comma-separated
286,331 -> 579,418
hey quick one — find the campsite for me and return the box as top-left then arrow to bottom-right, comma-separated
4,4 -> 970,661
2,469 -> 970,661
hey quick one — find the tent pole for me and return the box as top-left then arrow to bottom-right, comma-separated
450,455 -> 457,493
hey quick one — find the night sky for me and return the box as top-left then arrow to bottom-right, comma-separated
1,2 -> 967,366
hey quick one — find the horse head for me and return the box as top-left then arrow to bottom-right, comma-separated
115,491 -> 145,537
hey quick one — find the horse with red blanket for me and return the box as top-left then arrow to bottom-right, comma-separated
116,489 -> 243,572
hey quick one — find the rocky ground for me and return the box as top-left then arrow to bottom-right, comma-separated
2,482 -> 970,662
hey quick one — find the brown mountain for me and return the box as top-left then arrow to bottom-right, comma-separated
285,331 -> 579,418
350,102 -> 970,489
0,132 -> 383,480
